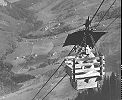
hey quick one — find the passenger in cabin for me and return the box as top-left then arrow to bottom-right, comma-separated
86,45 -> 92,55
75,47 -> 87,65
86,45 -> 97,63
77,45 -> 92,59
74,45 -> 79,52
77,47 -> 87,58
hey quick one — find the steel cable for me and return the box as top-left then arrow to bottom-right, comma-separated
90,0 -> 105,23
31,46 -> 75,100
88,15 -> 120,56
104,15 -> 120,30
41,74 -> 67,100
94,0 -> 117,28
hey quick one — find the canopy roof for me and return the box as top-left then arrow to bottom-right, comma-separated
63,30 -> 106,48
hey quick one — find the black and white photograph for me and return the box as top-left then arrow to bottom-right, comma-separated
0,0 -> 121,100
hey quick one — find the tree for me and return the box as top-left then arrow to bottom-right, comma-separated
109,72 -> 121,100
75,73 -> 121,100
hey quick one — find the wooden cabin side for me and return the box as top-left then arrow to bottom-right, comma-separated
64,54 -> 105,90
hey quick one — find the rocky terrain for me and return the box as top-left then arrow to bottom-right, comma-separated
0,0 -> 121,100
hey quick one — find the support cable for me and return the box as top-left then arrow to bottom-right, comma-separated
104,15 -> 120,30
89,15 -> 120,56
79,0 -> 105,31
81,0 -> 106,54
90,0 -> 105,23
89,32 -> 99,56
94,0 -> 117,28
42,74 -> 67,100
31,46 -> 75,100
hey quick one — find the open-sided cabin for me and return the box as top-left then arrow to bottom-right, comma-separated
64,47 -> 105,90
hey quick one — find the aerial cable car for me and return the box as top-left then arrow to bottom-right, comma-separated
63,17 -> 106,90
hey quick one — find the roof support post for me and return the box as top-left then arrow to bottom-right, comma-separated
100,56 -> 104,76
73,58 -> 75,82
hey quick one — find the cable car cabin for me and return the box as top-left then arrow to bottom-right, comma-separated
63,16 -> 106,90
64,47 -> 105,90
